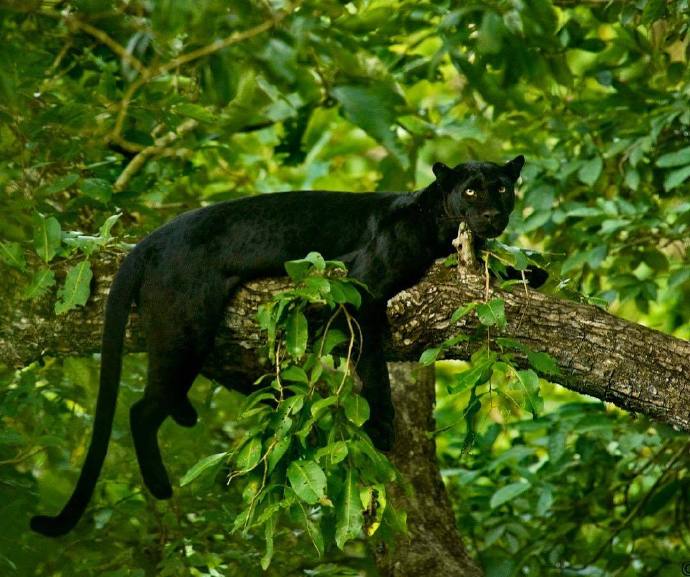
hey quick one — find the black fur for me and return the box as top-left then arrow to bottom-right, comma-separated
31,155 -> 525,536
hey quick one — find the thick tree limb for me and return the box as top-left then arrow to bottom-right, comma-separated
373,363 -> 483,577
2,249 -> 689,434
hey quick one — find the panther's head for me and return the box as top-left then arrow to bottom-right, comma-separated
432,155 -> 524,239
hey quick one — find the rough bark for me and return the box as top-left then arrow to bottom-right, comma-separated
2,249 -> 689,433
373,363 -> 483,577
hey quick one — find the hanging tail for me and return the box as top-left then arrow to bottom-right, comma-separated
31,252 -> 143,537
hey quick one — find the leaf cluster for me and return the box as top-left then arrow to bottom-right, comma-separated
181,253 -> 403,568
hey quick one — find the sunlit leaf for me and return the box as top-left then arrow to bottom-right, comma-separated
55,260 -> 93,314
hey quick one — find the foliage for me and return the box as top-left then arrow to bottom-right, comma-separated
1,0 -> 689,575
181,254 -> 402,568
436,382 -> 690,577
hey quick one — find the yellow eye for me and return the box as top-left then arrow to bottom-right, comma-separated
498,186 -> 506,193
465,188 -> 476,197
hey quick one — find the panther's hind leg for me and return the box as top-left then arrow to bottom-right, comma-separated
130,394 -> 172,499
131,275 -> 241,498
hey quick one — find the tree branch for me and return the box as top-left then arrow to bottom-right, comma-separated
1,249 -> 688,433
113,118 -> 198,192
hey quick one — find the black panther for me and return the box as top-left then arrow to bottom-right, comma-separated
31,155 -> 525,537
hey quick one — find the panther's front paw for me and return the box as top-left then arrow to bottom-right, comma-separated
364,419 -> 396,452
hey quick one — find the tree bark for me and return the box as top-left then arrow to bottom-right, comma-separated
373,363 -> 483,577
2,250 -> 689,433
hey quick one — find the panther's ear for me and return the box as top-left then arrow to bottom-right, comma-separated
432,162 -> 452,181
505,155 -> 525,180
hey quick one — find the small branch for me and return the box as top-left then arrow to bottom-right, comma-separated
452,222 -> 479,271
64,15 -> 147,75
113,118 -> 199,192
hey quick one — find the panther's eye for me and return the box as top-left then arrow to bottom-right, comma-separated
465,188 -> 476,197
498,186 -> 506,193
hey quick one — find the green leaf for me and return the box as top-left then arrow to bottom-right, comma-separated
332,83 -> 409,169
476,299 -> 506,328
513,369 -> 543,416
577,156 -> 603,186
315,441 -> 348,465
285,259 -> 312,281
656,146 -> 690,167
669,267 -> 690,288
173,102 -> 218,123
267,436 -> 291,473
43,173 -> 80,194
33,214 -> 62,263
281,366 -> 308,383
451,301 -> 479,323
0,241 -> 26,270
260,511 -> 275,570
22,268 -> 56,301
235,437 -> 263,471
303,515 -> 325,557
419,347 -> 441,366
321,329 -> 348,355
311,395 -> 338,419
663,165 -> 690,191
343,394 -> 370,427
527,351 -> 561,376
98,213 -> 121,241
286,309 -> 308,359
287,460 -> 328,505
180,452 -> 227,486
451,361 -> 493,393
335,468 -> 362,549
55,260 -> 93,314
80,178 -> 113,203
304,251 -> 326,271
330,280 -> 362,308
536,486 -> 554,516
490,481 -> 531,508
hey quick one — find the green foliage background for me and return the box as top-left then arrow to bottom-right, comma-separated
1,0 -> 689,575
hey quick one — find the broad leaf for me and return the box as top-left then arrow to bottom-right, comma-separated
55,260 -> 93,315
0,241 -> 26,270
287,460 -> 327,504
513,369 -> 543,416
335,468 -> 362,549
476,299 -> 507,329
343,394 -> 370,427
236,437 -> 263,471
22,268 -> 56,301
33,214 -> 61,263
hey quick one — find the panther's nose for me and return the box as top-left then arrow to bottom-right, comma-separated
481,209 -> 500,219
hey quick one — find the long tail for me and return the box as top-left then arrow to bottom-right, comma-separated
31,252 -> 143,537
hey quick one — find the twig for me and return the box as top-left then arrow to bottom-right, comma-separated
65,15 -> 147,75
0,446 -> 46,465
113,118 -> 199,192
